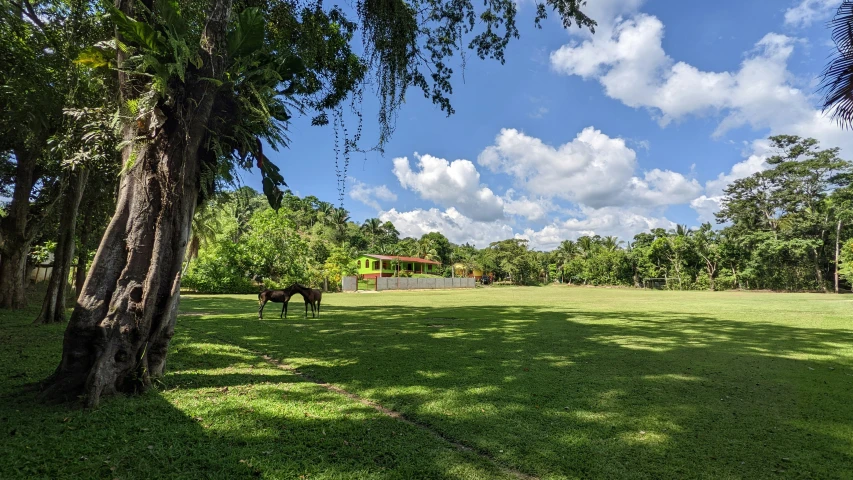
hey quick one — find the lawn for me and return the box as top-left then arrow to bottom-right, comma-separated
2,286 -> 853,479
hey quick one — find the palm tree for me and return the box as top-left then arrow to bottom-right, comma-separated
361,218 -> 383,248
821,1 -> 853,128
317,201 -> 335,226
576,236 -> 595,258
601,236 -> 624,252
423,248 -> 441,263
554,240 -> 578,283
184,202 -> 221,272
330,208 -> 350,243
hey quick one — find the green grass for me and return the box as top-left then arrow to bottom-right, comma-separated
3,287 -> 853,479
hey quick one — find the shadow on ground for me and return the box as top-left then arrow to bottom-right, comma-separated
177,292 -> 853,479
0,298 -> 513,480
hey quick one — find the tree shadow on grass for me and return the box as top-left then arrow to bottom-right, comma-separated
178,295 -> 853,479
0,316 -> 514,480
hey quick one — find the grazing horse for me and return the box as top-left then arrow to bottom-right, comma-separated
258,286 -> 295,319
290,283 -> 322,318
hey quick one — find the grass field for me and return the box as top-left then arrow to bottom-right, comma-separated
2,286 -> 852,479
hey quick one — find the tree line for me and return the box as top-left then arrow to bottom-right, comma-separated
179,136 -> 853,294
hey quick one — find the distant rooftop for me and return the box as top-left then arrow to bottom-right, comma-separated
361,254 -> 441,265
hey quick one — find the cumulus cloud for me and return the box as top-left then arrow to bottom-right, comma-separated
516,206 -> 676,250
348,178 -> 397,211
392,153 -> 506,222
502,189 -> 555,222
478,127 -> 700,208
550,5 -> 853,224
550,13 -> 853,153
379,207 -> 514,246
784,0 -> 837,27
380,205 -> 675,250
690,152 -> 771,222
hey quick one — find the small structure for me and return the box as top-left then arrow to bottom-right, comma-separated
452,263 -> 485,281
643,278 -> 667,290
356,254 -> 440,279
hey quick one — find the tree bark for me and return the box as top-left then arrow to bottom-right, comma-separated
39,123 -> 201,406
836,220 -> 843,294
812,247 -> 827,293
35,169 -> 89,324
0,146 -> 61,308
75,247 -> 87,300
75,210 -> 92,300
0,150 -> 37,309
38,0 -> 232,407
0,244 -> 29,309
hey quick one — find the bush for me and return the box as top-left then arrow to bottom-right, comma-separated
183,244 -> 256,294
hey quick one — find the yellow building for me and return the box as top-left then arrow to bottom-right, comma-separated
452,263 -> 484,280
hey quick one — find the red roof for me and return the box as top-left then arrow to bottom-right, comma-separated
362,254 -> 441,265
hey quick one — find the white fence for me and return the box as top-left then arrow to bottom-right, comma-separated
376,277 -> 475,291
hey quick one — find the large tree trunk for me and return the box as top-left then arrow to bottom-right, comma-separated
35,169 -> 89,324
0,150 -> 37,309
38,0 -> 231,407
0,244 -> 29,309
75,211 -> 91,300
0,147 -> 61,308
38,124 -> 202,406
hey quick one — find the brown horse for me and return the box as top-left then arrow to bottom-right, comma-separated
258,286 -> 296,319
289,283 -> 322,318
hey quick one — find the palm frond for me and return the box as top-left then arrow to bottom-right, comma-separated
820,1 -> 853,129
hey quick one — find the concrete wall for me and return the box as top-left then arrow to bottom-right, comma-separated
342,276 -> 357,292
375,276 -> 475,291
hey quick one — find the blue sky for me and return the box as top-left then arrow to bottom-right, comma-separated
244,0 -> 851,250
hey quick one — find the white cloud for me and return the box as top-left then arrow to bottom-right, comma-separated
379,207 -> 514,247
579,0 -> 645,36
392,153 -> 506,222
691,152 -> 770,222
551,5 -> 853,225
478,127 -> 700,208
349,178 -> 397,211
550,13 -> 853,154
784,0 -> 837,27
517,206 -> 675,250
529,106 -> 549,119
380,205 -> 675,250
502,189 -> 555,222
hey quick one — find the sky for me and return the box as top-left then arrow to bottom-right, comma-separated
246,0 -> 851,249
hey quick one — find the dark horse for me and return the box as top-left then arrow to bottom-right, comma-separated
258,286 -> 295,319
289,283 -> 322,318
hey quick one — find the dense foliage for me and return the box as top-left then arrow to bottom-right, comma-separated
184,137 -> 853,293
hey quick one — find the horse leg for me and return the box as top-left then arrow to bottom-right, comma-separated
304,301 -> 308,318
316,300 -> 320,318
283,300 -> 288,319
280,302 -> 286,319
259,300 -> 266,319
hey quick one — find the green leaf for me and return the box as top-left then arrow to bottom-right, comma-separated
108,5 -> 167,54
257,144 -> 287,210
157,0 -> 187,38
75,47 -> 110,69
261,176 -> 284,211
228,7 -> 265,56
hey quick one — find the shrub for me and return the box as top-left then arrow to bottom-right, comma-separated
183,244 -> 256,294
